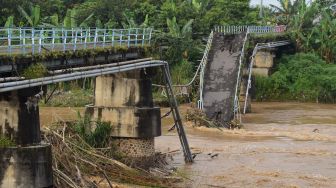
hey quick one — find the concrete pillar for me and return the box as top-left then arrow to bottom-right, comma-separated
0,87 -> 53,188
253,50 -> 275,77
86,70 -> 161,158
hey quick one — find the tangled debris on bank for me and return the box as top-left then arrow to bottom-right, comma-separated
42,122 -> 180,188
186,108 -> 242,130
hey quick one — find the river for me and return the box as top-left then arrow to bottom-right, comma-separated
40,102 -> 336,188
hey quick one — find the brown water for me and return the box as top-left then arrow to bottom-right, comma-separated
156,102 -> 336,188
40,102 -> 336,188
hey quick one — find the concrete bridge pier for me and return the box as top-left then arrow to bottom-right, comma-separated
86,69 -> 161,158
0,87 -> 53,188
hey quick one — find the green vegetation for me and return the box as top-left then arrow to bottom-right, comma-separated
41,87 -> 93,107
73,112 -> 112,148
0,136 -> 15,147
22,63 -> 47,79
255,53 -> 336,103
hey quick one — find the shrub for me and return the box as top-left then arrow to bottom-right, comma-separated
255,53 -> 336,103
73,112 -> 112,148
22,63 -> 48,79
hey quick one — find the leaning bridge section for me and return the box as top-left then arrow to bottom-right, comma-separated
198,25 -> 287,126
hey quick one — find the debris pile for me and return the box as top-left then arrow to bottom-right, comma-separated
43,124 -> 175,187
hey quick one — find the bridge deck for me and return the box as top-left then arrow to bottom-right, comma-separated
202,32 -> 246,124
0,28 -> 152,55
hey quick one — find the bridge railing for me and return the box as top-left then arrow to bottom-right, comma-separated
0,28 -> 153,55
214,25 -> 287,34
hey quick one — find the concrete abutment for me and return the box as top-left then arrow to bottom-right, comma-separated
86,69 -> 161,158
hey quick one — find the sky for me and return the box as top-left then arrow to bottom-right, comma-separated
250,0 -> 280,7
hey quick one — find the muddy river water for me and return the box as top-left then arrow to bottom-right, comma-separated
40,102 -> 336,188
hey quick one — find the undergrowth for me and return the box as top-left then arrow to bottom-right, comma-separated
22,63 -> 48,79
0,136 -> 15,147
73,112 -> 112,148
254,53 -> 336,103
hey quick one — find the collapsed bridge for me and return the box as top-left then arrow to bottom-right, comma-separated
0,27 -> 192,187
198,25 -> 288,126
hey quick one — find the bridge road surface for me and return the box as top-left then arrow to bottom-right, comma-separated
203,32 -> 245,124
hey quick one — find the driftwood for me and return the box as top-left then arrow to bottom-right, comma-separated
186,109 -> 242,129
43,125 -> 174,188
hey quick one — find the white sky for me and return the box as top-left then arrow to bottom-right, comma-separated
250,0 -> 280,7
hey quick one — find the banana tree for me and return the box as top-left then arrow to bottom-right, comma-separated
4,16 -> 14,28
163,17 -> 194,64
18,5 -> 42,27
270,0 -> 305,24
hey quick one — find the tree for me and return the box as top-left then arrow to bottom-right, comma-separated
18,4 -> 42,27
4,16 -> 14,28
270,0 -> 305,24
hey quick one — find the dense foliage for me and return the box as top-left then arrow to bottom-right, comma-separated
255,53 -> 336,103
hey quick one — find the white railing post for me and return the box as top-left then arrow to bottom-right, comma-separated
52,28 -> 55,51
23,29 -> 26,54
32,28 -> 35,54
84,29 -> 88,49
19,28 -> 23,53
94,28 -> 98,48
103,29 -> 106,48
74,29 -> 78,51
112,29 -> 115,47
135,28 -> 138,46
119,30 -> 123,46
142,28 -> 145,47
38,29 -> 43,53
63,29 -> 67,52
7,28 -> 12,55
127,29 -> 131,47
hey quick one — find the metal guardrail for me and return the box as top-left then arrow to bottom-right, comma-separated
232,31 -> 249,123
197,31 -> 214,110
0,28 -> 153,55
214,25 -> 287,34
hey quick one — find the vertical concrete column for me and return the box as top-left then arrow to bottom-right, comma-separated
253,50 -> 275,77
86,70 -> 161,158
0,87 -> 53,188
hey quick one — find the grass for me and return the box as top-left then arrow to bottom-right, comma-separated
0,136 -> 15,147
40,87 -> 93,107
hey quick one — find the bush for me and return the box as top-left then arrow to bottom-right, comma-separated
255,53 -> 336,103
22,63 -> 48,79
73,112 -> 112,148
